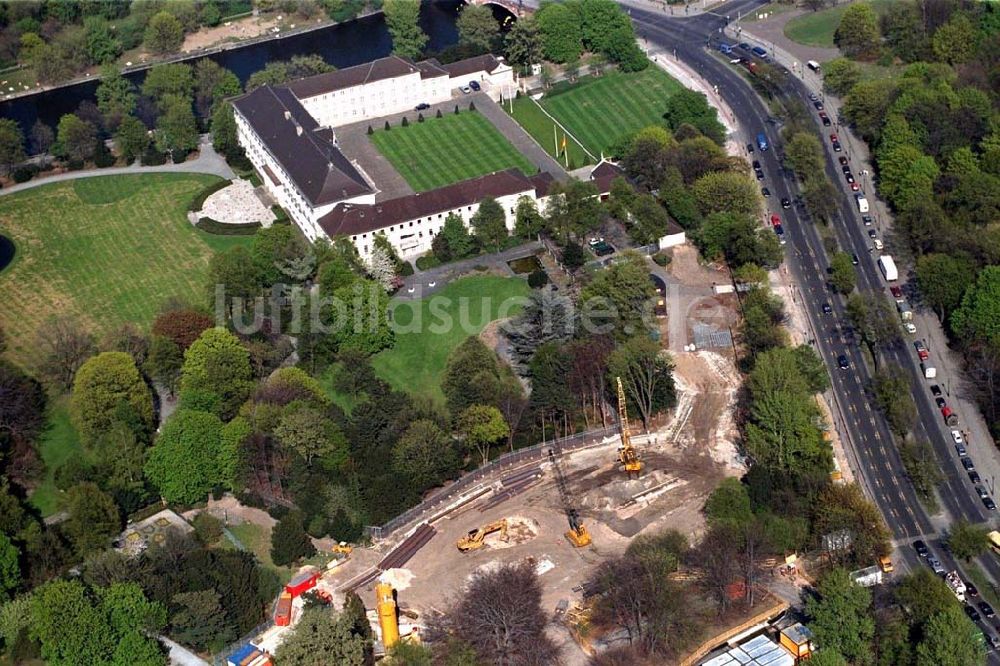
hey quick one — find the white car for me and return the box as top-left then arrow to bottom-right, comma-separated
460,85 -> 471,94
952,430 -> 964,445
873,238 -> 884,251
904,322 -> 917,334
407,286 -> 415,294
428,281 -> 436,288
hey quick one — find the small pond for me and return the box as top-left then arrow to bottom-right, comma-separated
508,255 -> 543,275
0,235 -> 14,272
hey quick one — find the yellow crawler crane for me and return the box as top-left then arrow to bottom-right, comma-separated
616,377 -> 643,477
547,449 -> 592,548
456,519 -> 510,552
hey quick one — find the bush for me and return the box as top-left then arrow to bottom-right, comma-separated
436,109 -> 443,118
384,120 -> 390,131
367,125 -> 373,135
398,261 -> 414,276
416,255 -> 441,271
454,105 -> 459,115
227,150 -> 253,173
469,101 -> 476,111
170,147 -> 192,163
142,146 -> 167,166
12,166 -> 36,183
93,142 -> 116,168
67,159 -> 85,171
527,268 -> 549,288
188,179 -> 232,212
272,205 -> 290,224
417,113 -> 424,123
401,116 -> 409,127
195,217 -> 261,235
652,252 -> 671,267
192,512 -> 224,544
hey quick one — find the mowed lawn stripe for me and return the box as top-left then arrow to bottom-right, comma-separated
370,112 -> 535,191
538,68 -> 685,156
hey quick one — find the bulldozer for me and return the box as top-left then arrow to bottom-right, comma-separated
616,377 -> 643,478
456,519 -> 509,552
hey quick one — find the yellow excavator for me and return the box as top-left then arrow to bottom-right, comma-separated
547,449 -> 592,548
616,377 -> 643,477
456,519 -> 509,552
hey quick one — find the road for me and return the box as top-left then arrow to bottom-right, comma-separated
625,0 -> 1000,654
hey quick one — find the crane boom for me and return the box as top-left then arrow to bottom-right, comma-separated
616,377 -> 643,477
547,448 -> 592,548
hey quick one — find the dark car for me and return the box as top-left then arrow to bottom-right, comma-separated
838,354 -> 850,370
820,113 -> 832,127
839,156 -> 849,166
813,100 -> 824,110
970,470 -> 982,484
752,160 -> 761,169
985,497 -> 997,511
822,303 -> 833,315
739,42 -> 752,51
914,540 -> 929,556
868,229 -> 878,240
845,172 -> 855,183
841,165 -> 852,174
966,606 -> 982,622
755,169 -> 765,180
752,45 -> 767,57
832,140 -> 842,152
851,253 -> 859,266
962,457 -> 976,471
862,214 -> 874,226
936,397 -> 947,408
931,385 -> 942,397
469,80 -> 481,91
968,583 -> 980,597
781,197 -> 791,209
981,603 -> 997,619
762,187 -> 771,197
415,102 -> 430,111
747,143 -> 754,153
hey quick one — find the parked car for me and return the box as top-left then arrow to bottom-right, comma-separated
752,160 -> 761,169
460,85 -> 471,94
781,197 -> 791,209
851,253 -> 859,265
986,497 -> 997,511
838,156 -> 849,166
968,582 -> 980,597
956,443 -> 968,457
952,429 -> 963,444
747,142 -> 754,153
740,42 -> 752,51
936,397 -> 947,408
982,604 -> 997,620
890,286 -> 903,299
931,385 -> 942,397
822,303 -> 833,314
841,165 -> 852,174
915,341 -> 929,360
469,80 -> 481,91
962,457 -> 976,471
761,187 -> 771,196
868,229 -> 878,239
850,182 -> 860,191
838,354 -> 850,370
977,486 -> 989,499
966,605 -> 982,622
873,238 -> 884,250
928,557 -> 946,574
819,112 -> 831,126
414,102 -> 430,111
845,172 -> 855,184
904,322 -> 917,334
862,214 -> 873,226
813,100 -> 824,110
755,169 -> 765,180
970,470 -> 982,483
914,540 -> 929,556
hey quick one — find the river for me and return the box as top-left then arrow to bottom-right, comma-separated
0,0 -> 475,132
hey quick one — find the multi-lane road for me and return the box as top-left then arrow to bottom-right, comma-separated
623,0 -> 1000,649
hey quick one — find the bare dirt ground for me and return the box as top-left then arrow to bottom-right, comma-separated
181,14 -> 288,52
668,245 -> 729,288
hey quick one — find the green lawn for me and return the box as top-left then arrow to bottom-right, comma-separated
318,362 -> 362,414
505,96 -> 594,169
0,174 -> 252,365
369,111 -> 537,191
535,68 -> 684,157
784,0 -> 897,48
29,398 -> 85,516
228,522 -> 293,585
373,275 -> 530,404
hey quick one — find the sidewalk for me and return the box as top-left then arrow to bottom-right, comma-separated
0,135 -> 234,197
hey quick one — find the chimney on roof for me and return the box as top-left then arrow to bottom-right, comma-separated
284,110 -> 291,120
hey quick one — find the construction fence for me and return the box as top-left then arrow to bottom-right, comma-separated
364,424 -> 618,541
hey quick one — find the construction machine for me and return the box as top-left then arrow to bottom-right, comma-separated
548,449 -> 592,548
456,519 -> 509,552
616,377 -> 643,477
332,542 -> 353,556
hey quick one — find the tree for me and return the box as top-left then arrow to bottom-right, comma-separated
34,316 -> 96,391
392,419 -> 457,494
916,605 -> 986,666
812,484 -> 891,566
114,115 -> 149,163
0,120 -> 24,174
367,242 -> 397,292
843,80 -> 897,143
144,335 -> 183,397
502,287 -> 575,370
847,293 -> 902,363
274,605 -> 370,665
662,88 -> 725,145
704,478 -> 753,531
245,55 -> 335,90
803,177 -> 839,223
607,336 -> 676,432
84,17 -> 122,65
179,327 -> 254,419
55,114 -> 97,162
155,94 -> 199,156
806,568 -> 874,664
274,407 -> 347,467
948,519 -> 989,562
431,562 -> 557,664
0,535 -> 19,601
915,254 -> 973,322
170,589 -> 230,651
152,308 -> 213,351
470,197 -> 508,252
829,252 -> 856,294
932,14 -> 977,65
144,11 -> 184,54
535,2 -> 583,63
823,58 -> 862,95
63,482 -> 121,557
504,16 -> 542,70
457,404 -> 509,467
251,223 -> 311,286
698,212 -> 782,268
692,171 -> 760,218
872,365 -> 916,436
457,4 -> 498,51
0,360 -> 46,464
952,266 -> 1000,346
441,336 -> 518,416
193,60 -> 240,118
784,132 -> 824,179
141,63 -> 194,108
96,66 -> 136,128
271,511 -> 316,567
327,279 -> 394,355
70,351 -> 154,448
383,0 -> 428,60
835,3 -> 880,59
211,102 -> 238,158
579,251 -> 656,340
144,409 -> 224,504
432,212 -> 474,262
30,120 -> 54,161
514,196 -> 544,238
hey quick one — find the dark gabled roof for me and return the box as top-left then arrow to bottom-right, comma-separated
231,85 -> 371,206
286,55 -> 430,99
416,58 -> 449,79
319,169 -> 540,238
590,159 -> 625,195
441,54 -> 502,79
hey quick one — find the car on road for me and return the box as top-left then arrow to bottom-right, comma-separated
469,80 -> 480,91
813,100 -> 823,110
890,285 -> 904,299
761,187 -> 771,196
931,385 -> 942,397
752,160 -> 761,169
915,341 -> 929,360
966,606 -> 982,622
460,85 -> 471,94
952,429 -> 963,444
862,214 -> 873,226
819,112 -> 831,126
414,102 -> 430,111
746,142 -> 754,153
755,168 -> 765,180
851,253 -> 859,265
962,457 -> 976,471
928,557 -> 946,574
781,197 -> 791,209
936,397 -> 947,408
822,303 -> 833,314
977,486 -> 989,499
968,582 -> 980,597
970,470 -> 982,483
873,238 -> 884,250
914,540 -> 929,556
845,172 -> 855,184
839,156 -> 849,166
957,443 -> 968,456
986,497 -> 997,511
904,322 -> 917,334
868,229 -> 878,239
739,42 -> 752,51
770,214 -> 781,226
838,354 -> 850,370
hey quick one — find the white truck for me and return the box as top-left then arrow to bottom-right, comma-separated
856,193 -> 869,213
945,571 -> 967,602
850,565 -> 883,588
878,255 -> 898,282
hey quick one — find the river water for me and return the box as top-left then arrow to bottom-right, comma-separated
0,0 -> 467,132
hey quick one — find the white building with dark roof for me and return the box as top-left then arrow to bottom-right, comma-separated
231,53 -> 517,247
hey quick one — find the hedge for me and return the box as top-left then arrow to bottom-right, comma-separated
195,217 -> 262,235
415,255 -> 441,271
188,179 -> 232,212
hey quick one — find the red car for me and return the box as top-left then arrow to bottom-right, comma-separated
890,286 -> 903,299
830,133 -> 838,142
770,214 -> 781,226
850,182 -> 861,191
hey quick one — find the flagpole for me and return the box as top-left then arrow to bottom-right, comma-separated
564,135 -> 569,168
553,125 -> 557,155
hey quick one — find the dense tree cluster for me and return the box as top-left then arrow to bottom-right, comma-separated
535,0 -> 648,72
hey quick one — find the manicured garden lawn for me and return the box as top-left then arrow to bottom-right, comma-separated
29,399 -> 85,516
536,68 -> 684,157
784,0 -> 896,48
369,111 -> 537,191
505,95 -> 594,168
228,522 -> 293,585
373,275 -> 530,404
0,174 -> 252,365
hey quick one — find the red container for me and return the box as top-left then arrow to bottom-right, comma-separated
274,593 -> 292,626
284,572 -> 319,598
